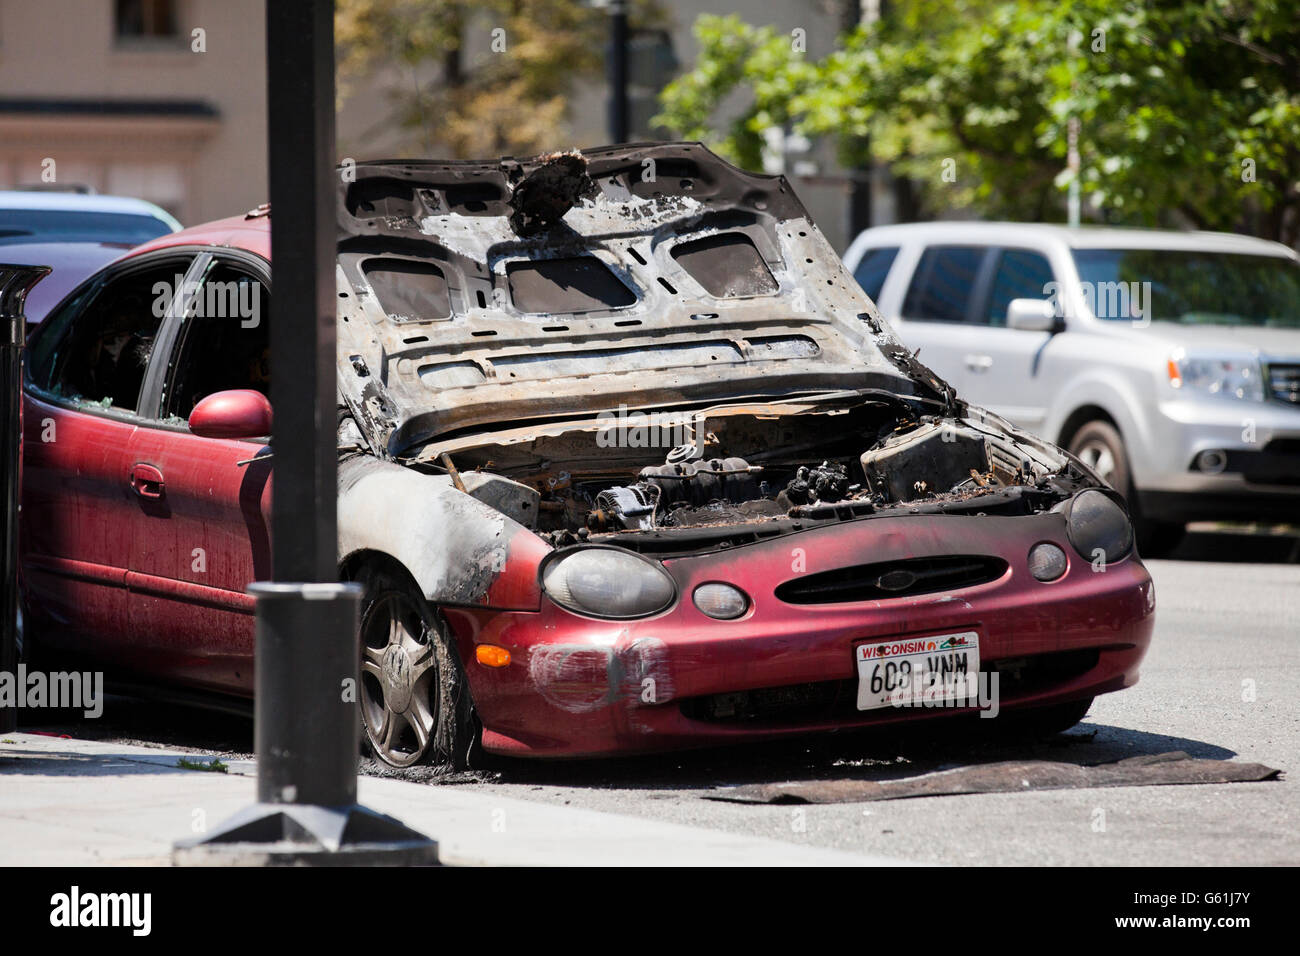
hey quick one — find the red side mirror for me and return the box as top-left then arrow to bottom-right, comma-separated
188,389 -> 272,439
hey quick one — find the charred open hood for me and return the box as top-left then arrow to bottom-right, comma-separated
333,142 -> 948,458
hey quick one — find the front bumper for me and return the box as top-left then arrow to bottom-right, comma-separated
1135,396 -> 1300,519
443,510 -> 1156,758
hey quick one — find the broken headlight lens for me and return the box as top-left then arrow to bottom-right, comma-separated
1066,489 -> 1133,564
542,547 -> 676,619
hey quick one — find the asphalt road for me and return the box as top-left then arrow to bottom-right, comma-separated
25,527 -> 1300,865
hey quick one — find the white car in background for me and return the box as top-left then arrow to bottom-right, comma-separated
0,191 -> 181,323
843,222 -> 1300,554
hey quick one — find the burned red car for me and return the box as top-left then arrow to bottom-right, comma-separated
16,143 -> 1154,768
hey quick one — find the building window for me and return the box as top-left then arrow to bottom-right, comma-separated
115,0 -> 178,40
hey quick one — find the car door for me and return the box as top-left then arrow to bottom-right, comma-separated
889,244 -> 997,399
124,251 -> 272,696
962,247 -> 1058,431
20,250 -> 199,668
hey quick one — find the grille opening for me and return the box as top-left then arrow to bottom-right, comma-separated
1266,363 -> 1299,405
775,555 -> 1008,605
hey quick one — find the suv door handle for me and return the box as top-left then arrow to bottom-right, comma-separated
130,463 -> 165,499
965,353 -> 994,372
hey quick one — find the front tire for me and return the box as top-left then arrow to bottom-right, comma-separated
353,563 -> 474,770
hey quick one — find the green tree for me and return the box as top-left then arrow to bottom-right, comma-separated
337,0 -> 663,159
655,1 -> 1300,245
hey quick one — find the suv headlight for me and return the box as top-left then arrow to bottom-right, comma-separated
1167,349 -> 1264,402
1065,489 -> 1134,564
541,547 -> 676,619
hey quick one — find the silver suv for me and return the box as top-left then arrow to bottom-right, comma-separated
843,222 -> 1300,553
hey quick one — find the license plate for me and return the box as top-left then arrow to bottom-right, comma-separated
855,631 -> 981,711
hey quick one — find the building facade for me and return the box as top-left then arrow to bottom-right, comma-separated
0,0 -> 882,248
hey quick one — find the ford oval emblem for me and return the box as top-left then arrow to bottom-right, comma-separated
876,569 -> 917,592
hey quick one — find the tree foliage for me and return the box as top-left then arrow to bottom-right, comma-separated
654,1 -> 1300,245
337,0 -> 652,158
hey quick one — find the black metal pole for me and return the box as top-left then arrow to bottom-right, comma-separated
174,0 -> 433,864
608,0 -> 630,143
0,265 -> 49,735
267,1 -> 337,588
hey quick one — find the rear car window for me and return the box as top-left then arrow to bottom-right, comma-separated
985,249 -> 1054,326
902,246 -> 985,322
0,209 -> 171,246
851,246 -> 899,301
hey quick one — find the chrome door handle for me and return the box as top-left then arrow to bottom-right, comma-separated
964,354 -> 994,372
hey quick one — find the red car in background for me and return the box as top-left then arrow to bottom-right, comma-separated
16,144 -> 1155,769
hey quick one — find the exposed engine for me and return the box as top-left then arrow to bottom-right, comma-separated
428,400 -> 1074,546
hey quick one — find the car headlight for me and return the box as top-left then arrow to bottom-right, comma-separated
1167,350 -> 1264,402
541,547 -> 676,619
1066,489 -> 1133,564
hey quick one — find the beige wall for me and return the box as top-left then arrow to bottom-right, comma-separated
0,0 -> 267,225
0,1 -> 859,247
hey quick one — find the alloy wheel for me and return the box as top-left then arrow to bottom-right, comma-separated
359,590 -> 439,768
1073,438 -> 1117,488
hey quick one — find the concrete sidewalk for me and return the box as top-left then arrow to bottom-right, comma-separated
0,732 -> 905,866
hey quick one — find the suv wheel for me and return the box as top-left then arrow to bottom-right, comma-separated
1067,420 -> 1183,558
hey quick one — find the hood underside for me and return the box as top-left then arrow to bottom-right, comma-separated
333,142 -> 945,459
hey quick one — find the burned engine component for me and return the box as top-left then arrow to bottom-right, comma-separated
778,460 -> 853,507
639,457 -> 761,507
591,484 -> 657,531
861,420 -> 990,503
587,457 -> 762,531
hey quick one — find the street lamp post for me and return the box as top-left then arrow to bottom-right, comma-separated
174,0 -> 435,865
607,0 -> 630,143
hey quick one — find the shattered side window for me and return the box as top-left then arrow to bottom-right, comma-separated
30,260 -> 186,413
670,233 -> 778,298
506,256 -> 636,314
362,259 -> 452,322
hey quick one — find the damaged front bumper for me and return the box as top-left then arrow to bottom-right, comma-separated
441,509 -> 1155,758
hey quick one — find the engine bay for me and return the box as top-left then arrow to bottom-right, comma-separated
420,397 -> 1081,546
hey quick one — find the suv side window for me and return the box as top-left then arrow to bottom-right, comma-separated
901,246 -> 988,323
26,258 -> 191,414
852,246 -> 899,301
984,249 -> 1055,326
